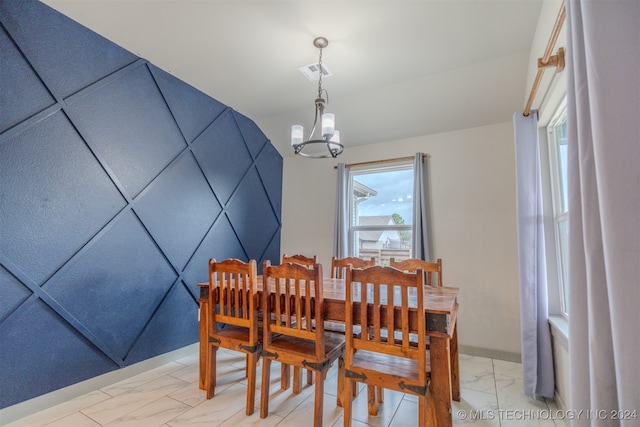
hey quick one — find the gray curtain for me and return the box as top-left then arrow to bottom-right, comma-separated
333,163 -> 349,258
412,153 -> 431,261
513,110 -> 555,399
565,1 -> 640,425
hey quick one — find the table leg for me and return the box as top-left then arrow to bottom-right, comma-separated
199,300 -> 208,390
429,335 -> 452,427
450,323 -> 460,402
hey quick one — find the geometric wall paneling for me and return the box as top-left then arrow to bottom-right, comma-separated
0,265 -> 31,322
65,62 -> 188,200
0,0 -> 138,100
0,297 -> 119,408
149,64 -> 227,144
43,210 -> 178,362
226,167 -> 281,261
0,110 -> 127,286
124,279 -> 200,365
181,215 -> 249,297
191,110 -> 254,205
255,141 -> 284,222
134,153 -> 222,270
0,26 -> 56,132
233,111 -> 269,158
0,0 -> 281,409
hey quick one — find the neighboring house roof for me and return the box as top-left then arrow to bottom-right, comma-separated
357,215 -> 394,242
353,180 -> 377,198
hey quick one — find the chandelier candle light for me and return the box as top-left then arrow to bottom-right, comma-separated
291,37 -> 343,158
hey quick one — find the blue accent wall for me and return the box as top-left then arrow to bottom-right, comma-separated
0,0 -> 282,408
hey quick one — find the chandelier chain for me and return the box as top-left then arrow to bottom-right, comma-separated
317,46 -> 323,100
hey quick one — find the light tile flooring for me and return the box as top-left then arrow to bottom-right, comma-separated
5,350 -> 567,427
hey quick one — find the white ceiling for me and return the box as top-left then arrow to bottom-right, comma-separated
42,0 -> 543,158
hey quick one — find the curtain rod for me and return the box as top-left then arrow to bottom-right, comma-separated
523,1 -> 566,117
333,153 -> 429,169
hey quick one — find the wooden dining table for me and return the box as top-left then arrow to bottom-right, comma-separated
197,276 -> 460,427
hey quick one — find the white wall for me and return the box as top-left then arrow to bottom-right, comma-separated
282,121 -> 522,358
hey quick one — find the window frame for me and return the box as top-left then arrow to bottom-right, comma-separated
347,160 -> 414,264
546,99 -> 569,317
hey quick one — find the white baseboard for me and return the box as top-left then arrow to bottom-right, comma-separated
458,345 -> 522,363
0,343 -> 199,425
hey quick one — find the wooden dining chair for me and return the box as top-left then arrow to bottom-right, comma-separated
330,256 -> 374,279
205,258 -> 261,415
378,258 -> 443,409
281,253 -> 318,386
342,265 -> 435,425
260,261 -> 346,427
329,256 -> 376,399
327,257 -> 374,333
282,253 -> 317,267
389,257 -> 443,287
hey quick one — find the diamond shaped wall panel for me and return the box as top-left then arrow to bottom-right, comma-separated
234,111 -> 269,158
256,142 -> 284,222
0,27 -> 56,132
65,64 -> 187,199
43,210 -> 177,360
125,280 -> 199,365
0,0 -> 281,409
0,111 -> 127,286
150,65 -> 227,144
0,298 -> 118,408
182,215 -> 248,296
227,168 -> 280,261
191,110 -> 253,204
135,154 -> 222,270
0,0 -> 138,99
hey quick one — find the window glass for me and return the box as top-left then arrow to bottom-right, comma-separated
548,102 -> 570,316
557,218 -> 569,313
554,114 -> 569,213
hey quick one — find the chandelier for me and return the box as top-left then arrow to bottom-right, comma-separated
291,37 -> 343,158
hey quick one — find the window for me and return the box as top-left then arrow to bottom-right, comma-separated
547,101 -> 569,316
348,160 -> 414,265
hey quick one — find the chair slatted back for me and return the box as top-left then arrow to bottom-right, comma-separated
345,265 -> 427,385
282,254 -> 317,267
209,258 -> 259,344
389,257 -> 443,287
263,260 -> 325,361
330,256 -> 375,279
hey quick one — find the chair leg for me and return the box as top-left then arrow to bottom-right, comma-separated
205,346 -> 218,399
367,385 -> 377,415
336,357 -> 345,407
245,352 -> 258,415
418,387 -> 437,427
313,370 -> 325,427
307,368 -> 313,385
377,386 -> 384,403
260,357 -> 271,419
281,364 -> 290,390
343,376 -> 353,427
293,366 -> 302,394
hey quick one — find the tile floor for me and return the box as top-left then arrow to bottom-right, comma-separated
5,350 -> 567,427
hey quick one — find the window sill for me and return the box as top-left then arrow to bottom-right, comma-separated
548,315 -> 569,350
